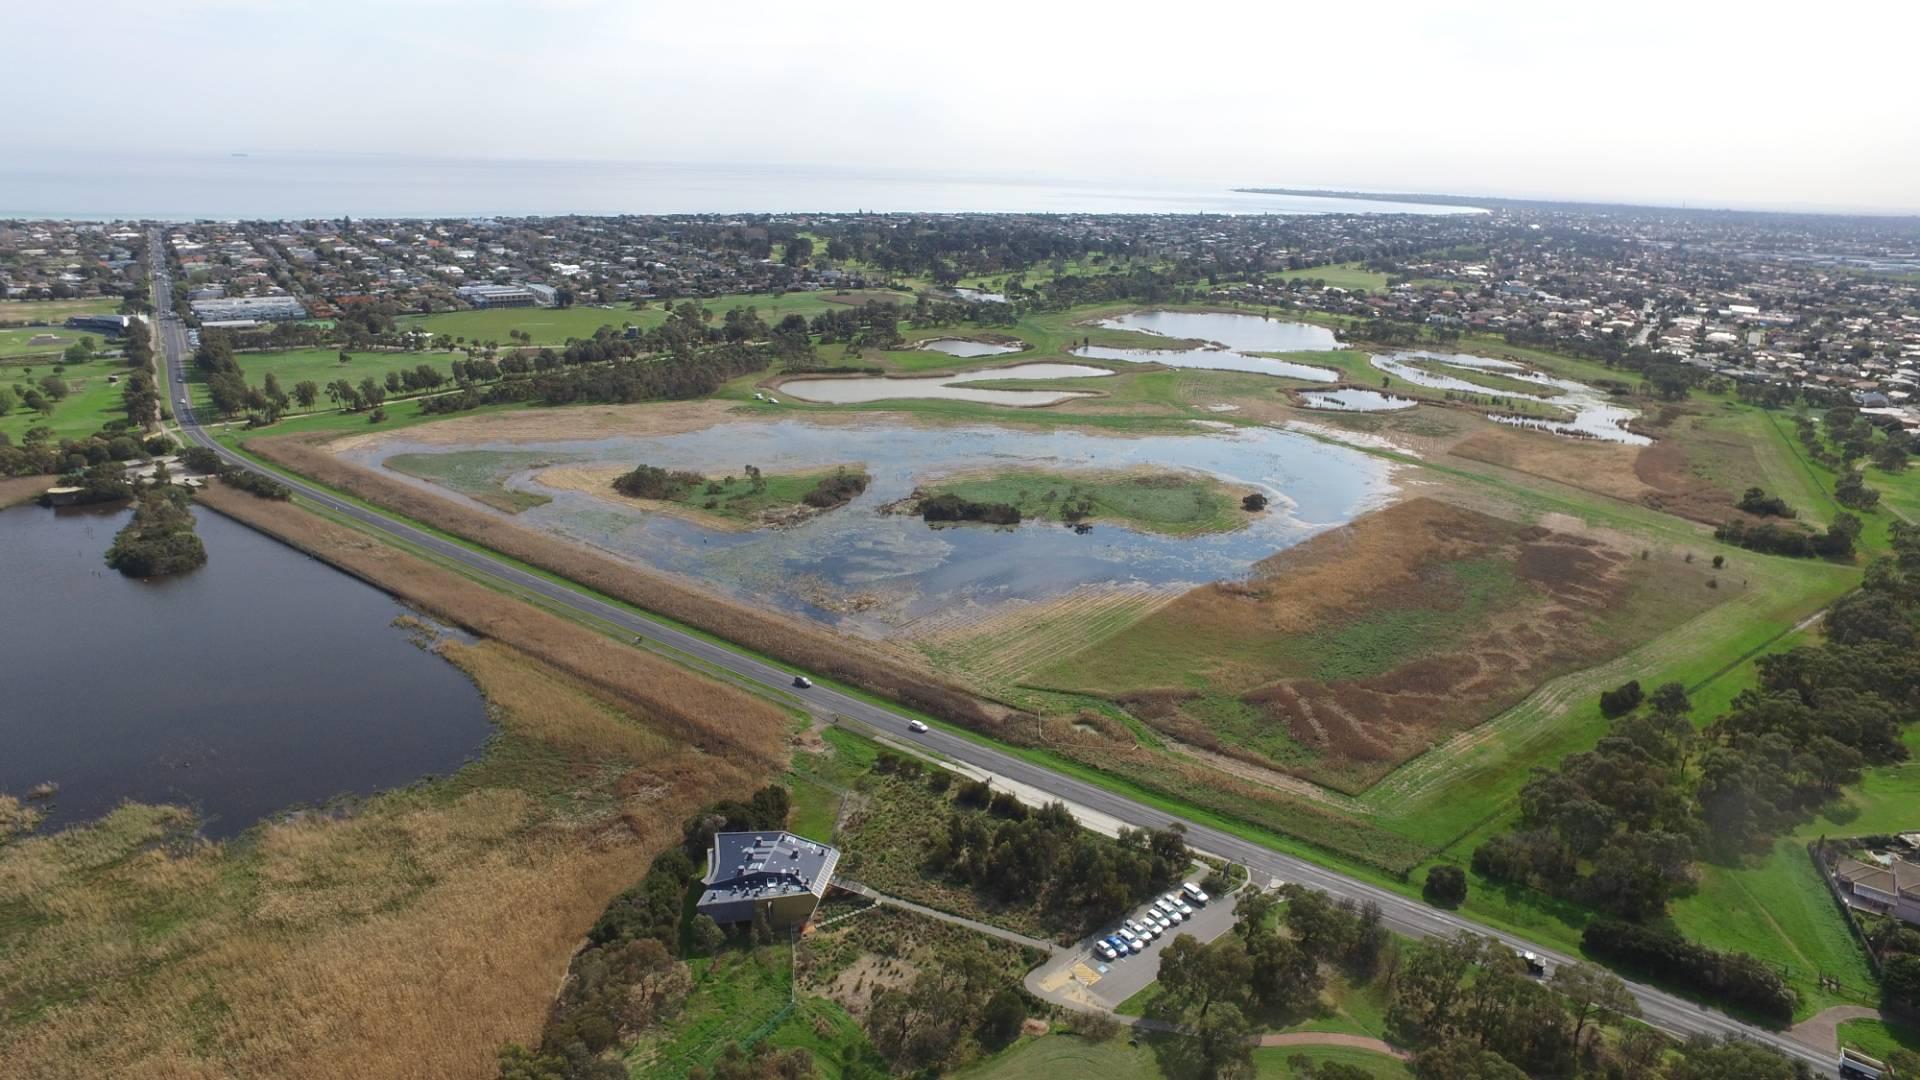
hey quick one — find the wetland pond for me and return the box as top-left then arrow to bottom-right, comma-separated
0,504 -> 491,837
1299,388 -> 1420,412
915,338 -> 1025,358
779,362 -> 1113,406
350,418 -> 1398,637
1073,310 -> 1341,380
1369,350 -> 1647,444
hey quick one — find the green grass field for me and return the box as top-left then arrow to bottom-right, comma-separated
0,326 -> 100,359
1274,263 -> 1388,293
0,297 -> 123,324
923,467 -> 1249,536
1838,1018 -> 1920,1062
1,365 -> 131,442
185,348 -> 465,414
394,289 -> 909,345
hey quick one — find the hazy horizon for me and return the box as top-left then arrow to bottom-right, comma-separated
9,0 -> 1919,216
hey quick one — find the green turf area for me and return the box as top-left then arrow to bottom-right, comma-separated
0,326 -> 102,360
385,450 -> 561,513
1671,837 -> 1878,1010
784,725 -> 875,842
184,348 -> 466,414
1,366 -> 131,442
1274,262 -> 1388,293
922,467 -> 1249,536
0,297 -> 123,323
659,467 -> 866,527
1838,1018 -> 1920,1062
623,943 -> 801,1077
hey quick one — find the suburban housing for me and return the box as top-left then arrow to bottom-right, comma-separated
1832,854 -> 1920,926
695,831 -> 839,930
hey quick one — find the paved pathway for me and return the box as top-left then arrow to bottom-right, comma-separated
1788,1004 -> 1884,1052
1254,1032 -> 1410,1060
834,881 -> 1061,955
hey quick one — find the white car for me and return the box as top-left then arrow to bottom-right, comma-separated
1182,882 -> 1210,905
1154,899 -> 1180,920
1095,942 -> 1118,962
1171,897 -> 1195,918
907,719 -> 929,734
1153,915 -> 1173,933
1117,927 -> 1141,950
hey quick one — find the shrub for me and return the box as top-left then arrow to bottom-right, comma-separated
1598,680 -> 1643,718
919,492 -> 1021,526
1423,865 -> 1467,908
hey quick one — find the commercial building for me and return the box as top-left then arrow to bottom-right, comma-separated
454,283 -> 538,308
66,313 -> 131,335
189,296 -> 307,322
695,831 -> 839,930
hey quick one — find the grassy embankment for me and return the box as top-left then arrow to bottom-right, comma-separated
920,468 -> 1251,537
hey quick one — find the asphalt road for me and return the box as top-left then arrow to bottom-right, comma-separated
145,244 -> 1833,1072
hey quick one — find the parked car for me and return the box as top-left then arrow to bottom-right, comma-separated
1170,896 -> 1194,918
1154,898 -> 1182,921
1095,942 -> 1118,962
1117,927 -> 1141,950
1182,882 -> 1210,904
1103,935 -> 1129,957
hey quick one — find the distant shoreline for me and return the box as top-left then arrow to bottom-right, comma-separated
1235,187 -> 1920,220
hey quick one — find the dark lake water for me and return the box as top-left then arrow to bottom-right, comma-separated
0,504 -> 492,837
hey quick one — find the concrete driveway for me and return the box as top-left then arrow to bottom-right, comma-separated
1026,885 -> 1245,1013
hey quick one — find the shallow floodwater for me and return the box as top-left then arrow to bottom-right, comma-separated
1369,350 -> 1647,444
917,338 -> 1024,358
780,362 -> 1113,406
1299,388 -> 1420,412
352,419 -> 1397,636
1072,310 -> 1339,381
0,505 -> 491,837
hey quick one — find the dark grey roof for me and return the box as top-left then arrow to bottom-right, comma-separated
697,831 -> 839,908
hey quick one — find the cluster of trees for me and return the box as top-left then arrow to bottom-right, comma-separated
911,767 -> 1189,935
1499,327 -> 1702,401
1736,487 -> 1795,518
1144,888 -> 1378,1079
0,417 -> 158,478
808,301 -> 904,352
105,489 -> 205,578
1714,513 -> 1858,559
862,948 -> 1028,1074
800,469 -> 868,509
500,787 -> 800,1080
918,492 -> 1021,526
611,463 -> 704,501
1868,919 -> 1920,1014
1581,919 -> 1795,1023
422,342 -> 774,417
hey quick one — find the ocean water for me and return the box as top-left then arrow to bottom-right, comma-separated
0,153 -> 1485,220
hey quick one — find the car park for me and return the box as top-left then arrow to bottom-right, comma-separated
1117,928 -> 1141,951
1154,898 -> 1182,921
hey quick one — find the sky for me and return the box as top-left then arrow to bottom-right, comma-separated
10,0 -> 1919,214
